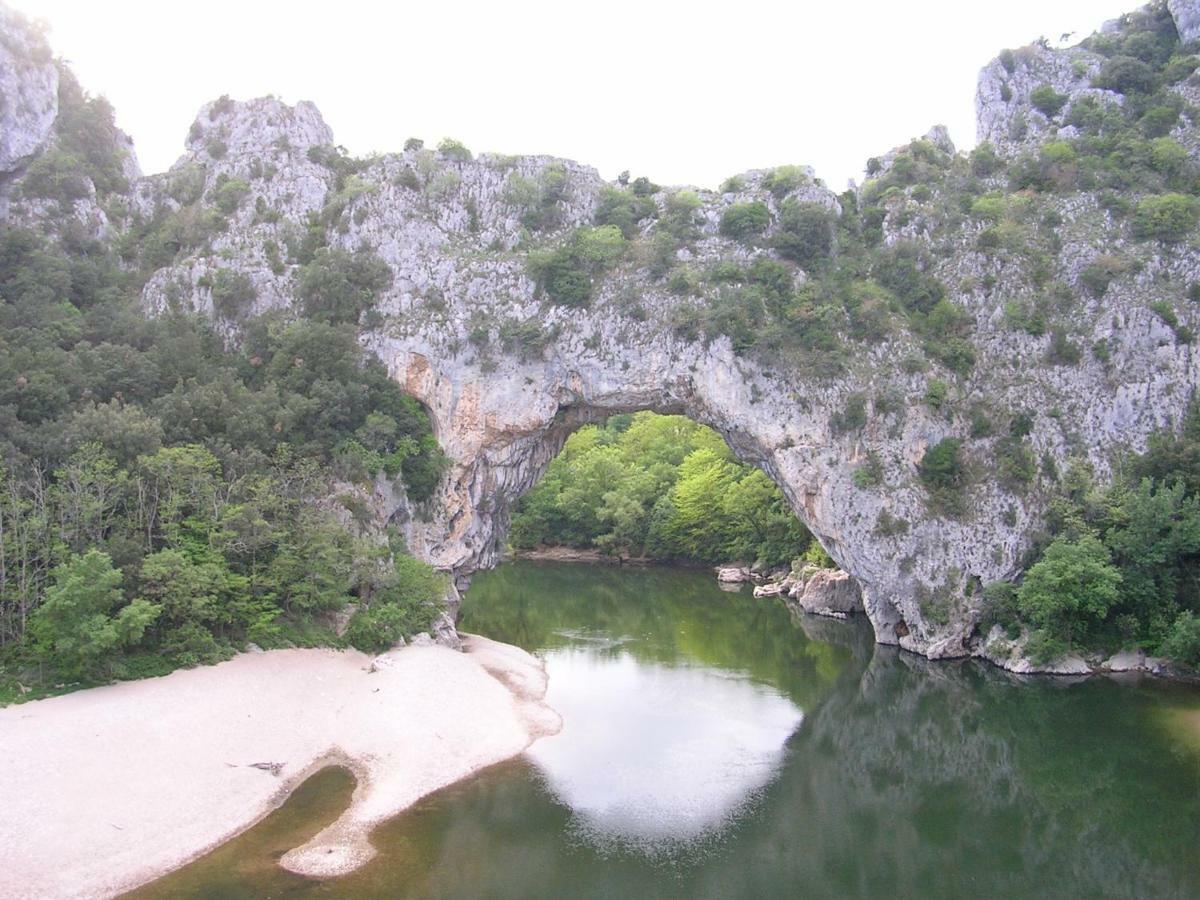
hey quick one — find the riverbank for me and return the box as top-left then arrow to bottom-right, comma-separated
510,546 -> 653,565
0,636 -> 560,899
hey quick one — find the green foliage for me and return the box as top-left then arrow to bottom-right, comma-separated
1029,84 -> 1068,117
1131,193 -> 1200,241
30,550 -> 158,679
1010,404 -> 1200,663
296,247 -> 393,324
510,413 -> 813,567
436,138 -> 472,162
209,268 -> 257,320
761,165 -> 808,198
719,202 -> 770,240
48,67 -> 130,196
1017,533 -> 1122,649
1079,254 -> 1130,296
20,150 -> 93,204
1161,612 -> 1200,667
0,222 -> 450,687
1093,55 -> 1157,94
830,393 -> 868,433
773,201 -> 834,267
918,438 -> 966,515
210,175 -> 251,215
594,185 -> 656,238
345,555 -> 444,653
527,226 -> 626,307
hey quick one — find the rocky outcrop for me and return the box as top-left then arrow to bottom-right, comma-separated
756,566 -> 865,619
1170,0 -> 1200,43
975,42 -> 1111,153
4,1 -> 1200,667
0,7 -> 57,176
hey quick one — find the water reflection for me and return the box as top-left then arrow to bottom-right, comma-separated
130,562 -> 1200,899
530,647 -> 803,854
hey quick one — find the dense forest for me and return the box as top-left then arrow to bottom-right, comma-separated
0,219 -> 450,701
510,413 -> 820,568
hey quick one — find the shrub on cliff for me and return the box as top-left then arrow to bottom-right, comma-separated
297,247 -> 393,324
527,226 -> 626,307
918,438 -> 966,514
773,201 -> 834,268
1132,193 -> 1200,241
209,268 -> 257,319
1093,55 -> 1157,94
1029,84 -> 1068,118
719,202 -> 769,241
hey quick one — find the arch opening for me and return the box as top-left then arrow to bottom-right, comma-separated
451,408 -> 877,631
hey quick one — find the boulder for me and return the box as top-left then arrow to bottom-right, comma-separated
716,566 -> 752,584
788,568 -> 864,618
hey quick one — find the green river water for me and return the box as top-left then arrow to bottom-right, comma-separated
132,561 -> 1200,899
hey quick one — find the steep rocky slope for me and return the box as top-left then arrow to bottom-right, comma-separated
2,1 -> 1199,664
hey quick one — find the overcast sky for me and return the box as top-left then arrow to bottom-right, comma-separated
12,0 -> 1136,190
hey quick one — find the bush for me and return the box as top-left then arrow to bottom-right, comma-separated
853,453 -> 883,488
1029,84 -> 1068,117
211,176 -> 250,215
527,226 -> 626,307
918,438 -> 964,492
297,248 -> 394,324
209,268 -> 257,319
1132,194 -> 1199,241
924,379 -> 949,411
1093,55 -> 1157,94
761,165 -> 808,198
830,393 -> 867,433
773,201 -> 833,267
20,150 -> 92,203
1161,612 -> 1200,667
969,142 -> 1003,177
436,138 -> 472,162
719,202 -> 770,240
873,242 -> 945,314
1079,255 -> 1130,296
594,185 -> 656,238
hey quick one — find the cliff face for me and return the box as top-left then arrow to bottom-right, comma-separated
3,1 -> 1200,662
0,7 -> 56,182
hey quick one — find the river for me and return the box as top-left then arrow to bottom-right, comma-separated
131,561 -> 1200,898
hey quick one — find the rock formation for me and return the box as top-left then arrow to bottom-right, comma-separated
2,1 -> 1199,664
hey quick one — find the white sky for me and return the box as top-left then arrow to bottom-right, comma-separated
11,0 -> 1136,190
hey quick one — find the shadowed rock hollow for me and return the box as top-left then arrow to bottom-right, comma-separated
3,0 -> 1200,662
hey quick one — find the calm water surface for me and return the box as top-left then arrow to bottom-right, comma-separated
133,561 -> 1200,899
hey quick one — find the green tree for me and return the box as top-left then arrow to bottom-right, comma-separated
30,550 -> 159,678
1017,533 -> 1122,649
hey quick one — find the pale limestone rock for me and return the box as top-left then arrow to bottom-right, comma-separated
1102,649 -> 1146,672
717,566 -> 752,584
785,568 -> 864,619
0,7 -> 57,176
1170,0 -> 1200,44
975,42 -> 1113,152
980,626 -> 1094,676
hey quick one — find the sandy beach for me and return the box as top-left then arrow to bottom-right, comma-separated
0,635 -> 559,899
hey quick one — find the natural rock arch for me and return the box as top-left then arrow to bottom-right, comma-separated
4,0 -> 1200,661
383,343 -> 917,649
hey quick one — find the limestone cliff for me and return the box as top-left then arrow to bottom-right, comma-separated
3,0 -> 1200,665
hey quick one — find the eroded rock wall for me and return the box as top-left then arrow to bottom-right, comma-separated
3,1 -> 1199,662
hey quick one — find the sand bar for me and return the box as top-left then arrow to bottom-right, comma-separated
0,634 -> 559,899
